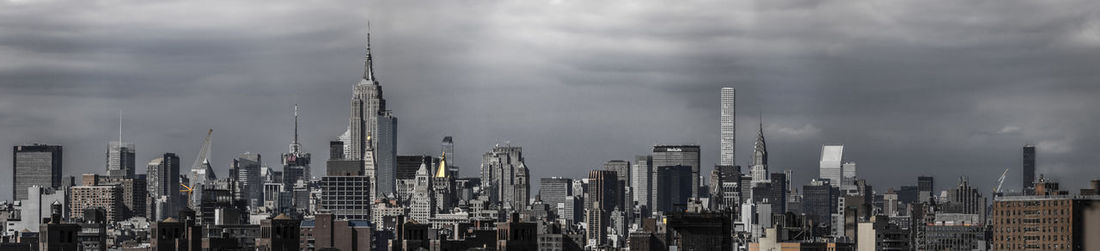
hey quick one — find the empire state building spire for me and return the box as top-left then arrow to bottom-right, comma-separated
362,26 -> 376,83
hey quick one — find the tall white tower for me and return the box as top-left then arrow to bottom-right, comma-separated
720,87 -> 736,166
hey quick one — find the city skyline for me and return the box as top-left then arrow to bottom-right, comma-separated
4,0 -> 1100,202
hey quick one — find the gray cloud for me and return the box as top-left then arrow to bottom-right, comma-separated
2,0 -> 1099,200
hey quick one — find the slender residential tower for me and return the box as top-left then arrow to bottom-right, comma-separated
720,87 -> 736,166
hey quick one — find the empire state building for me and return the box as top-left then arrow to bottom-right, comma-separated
339,32 -> 397,197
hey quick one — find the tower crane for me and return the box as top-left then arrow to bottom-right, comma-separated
187,129 -> 215,207
993,168 -> 1009,196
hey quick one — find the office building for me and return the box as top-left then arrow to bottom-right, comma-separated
802,179 -> 836,226
918,176 -> 934,194
442,136 -> 457,176
147,153 -> 181,220
539,177 -> 573,218
409,162 -> 434,222
481,144 -> 530,210
396,155 -> 438,180
652,145 -> 701,198
13,144 -> 63,201
232,153 -> 263,208
655,165 -> 692,213
819,145 -> 843,187
107,140 -> 136,179
710,165 -> 741,211
586,170 -> 619,246
1023,144 -> 1036,194
318,175 -> 371,221
603,160 -> 630,207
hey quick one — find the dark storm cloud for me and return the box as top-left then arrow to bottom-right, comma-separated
2,0 -> 1099,200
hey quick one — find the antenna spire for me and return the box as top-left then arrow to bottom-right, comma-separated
118,110 -> 123,144
291,104 -> 301,153
363,21 -> 375,82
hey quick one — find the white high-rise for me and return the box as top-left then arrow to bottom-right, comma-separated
819,145 -> 844,187
720,87 -> 736,166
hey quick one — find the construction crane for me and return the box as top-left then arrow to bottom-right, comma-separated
191,129 -> 214,174
188,129 -> 215,207
180,183 -> 194,198
993,168 -> 1010,196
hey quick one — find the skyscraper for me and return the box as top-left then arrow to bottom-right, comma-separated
655,165 -> 693,213
409,161 -> 434,222
282,105 -> 312,193
107,113 -> 135,179
586,170 -> 619,246
918,176 -> 934,194
802,179 -> 836,226
539,177 -> 573,217
710,165 -> 741,211
652,145 -> 701,198
233,153 -> 263,208
13,144 -> 63,201
631,155 -> 652,210
720,87 -> 735,166
819,145 -> 844,187
442,136 -> 457,176
750,122 -> 768,187
604,160 -> 630,207
146,153 -> 180,220
1023,144 -> 1036,194
481,144 -> 530,210
340,32 -> 398,198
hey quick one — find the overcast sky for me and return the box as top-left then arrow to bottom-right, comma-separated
2,0 -> 1099,201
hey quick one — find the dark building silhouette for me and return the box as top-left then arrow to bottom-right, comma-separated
150,216 -> 202,251
40,202 -> 79,251
258,214 -> 301,251
302,213 -> 373,251
802,179 -> 837,227
496,214 -> 537,251
1023,144 -> 1036,194
13,144 -> 63,201
665,212 -> 733,251
655,165 -> 692,213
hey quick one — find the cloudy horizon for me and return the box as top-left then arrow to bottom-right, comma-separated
2,0 -> 1099,201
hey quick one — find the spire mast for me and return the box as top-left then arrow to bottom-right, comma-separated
118,110 -> 123,144
291,104 -> 301,153
363,21 -> 375,82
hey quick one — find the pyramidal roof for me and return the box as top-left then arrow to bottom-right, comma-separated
435,152 -> 448,178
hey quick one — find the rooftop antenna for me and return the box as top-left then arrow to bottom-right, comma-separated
291,104 -> 301,153
118,110 -> 123,144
